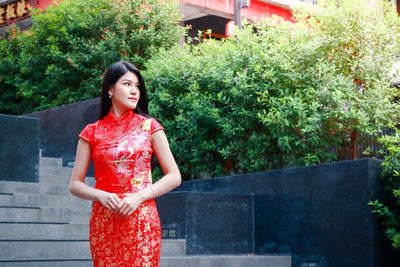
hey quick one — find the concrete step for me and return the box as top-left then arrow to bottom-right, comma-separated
0,241 -> 90,261
161,239 -> 185,256
159,255 -> 292,267
39,174 -> 96,186
39,157 -> 63,168
0,206 -> 91,223
0,255 -> 291,267
39,166 -> 73,177
0,181 -> 70,195
0,255 -> 292,267
0,240 -> 187,261
0,192 -> 92,209
39,156 -> 94,185
0,225 -> 184,255
0,261 -> 92,267
0,223 -> 90,240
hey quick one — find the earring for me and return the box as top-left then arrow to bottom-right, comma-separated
109,94 -> 112,98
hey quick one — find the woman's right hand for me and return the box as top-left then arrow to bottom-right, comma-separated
96,190 -> 121,213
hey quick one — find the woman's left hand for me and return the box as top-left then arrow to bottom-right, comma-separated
117,193 -> 144,218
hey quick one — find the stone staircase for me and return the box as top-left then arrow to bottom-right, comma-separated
0,156 -> 291,267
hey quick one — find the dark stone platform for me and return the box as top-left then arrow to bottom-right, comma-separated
157,192 -> 254,254
156,159 -> 400,267
0,114 -> 39,182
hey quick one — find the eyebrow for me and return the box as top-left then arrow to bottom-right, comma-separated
121,79 -> 139,84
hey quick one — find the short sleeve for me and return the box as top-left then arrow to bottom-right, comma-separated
150,118 -> 165,135
78,123 -> 95,144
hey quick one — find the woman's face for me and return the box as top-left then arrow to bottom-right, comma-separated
108,71 -> 140,112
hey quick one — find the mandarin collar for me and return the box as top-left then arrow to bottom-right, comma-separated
104,109 -> 136,125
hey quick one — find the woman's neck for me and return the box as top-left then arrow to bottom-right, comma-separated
110,105 -> 130,118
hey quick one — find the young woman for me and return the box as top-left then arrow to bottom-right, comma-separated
69,61 -> 181,266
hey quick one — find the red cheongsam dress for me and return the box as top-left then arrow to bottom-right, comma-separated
78,110 -> 163,267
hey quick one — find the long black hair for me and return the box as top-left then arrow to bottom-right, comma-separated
99,61 -> 149,119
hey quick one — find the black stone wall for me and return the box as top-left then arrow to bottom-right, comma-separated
24,98 -> 100,175
156,191 -> 255,254
156,159 -> 400,267
0,114 -> 39,182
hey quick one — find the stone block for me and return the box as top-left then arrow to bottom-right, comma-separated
185,192 -> 254,255
0,114 -> 39,182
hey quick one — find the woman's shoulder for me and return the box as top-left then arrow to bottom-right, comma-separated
83,120 -> 100,130
79,119 -> 102,137
79,121 -> 98,144
135,114 -> 164,134
144,115 -> 164,134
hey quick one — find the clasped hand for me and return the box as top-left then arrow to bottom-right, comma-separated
97,191 -> 143,218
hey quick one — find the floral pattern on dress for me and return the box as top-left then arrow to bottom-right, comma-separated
78,110 -> 164,267
105,126 -> 152,191
89,196 -> 161,267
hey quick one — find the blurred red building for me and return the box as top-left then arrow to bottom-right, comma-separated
181,0 -> 294,40
2,0 -> 400,38
0,0 -> 61,33
0,0 -> 295,35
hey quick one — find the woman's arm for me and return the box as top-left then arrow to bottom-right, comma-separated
117,130 -> 181,217
69,139 -> 120,212
147,129 -> 182,197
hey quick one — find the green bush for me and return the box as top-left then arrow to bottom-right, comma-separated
144,0 -> 400,180
369,127 -> 400,250
0,0 -> 184,114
